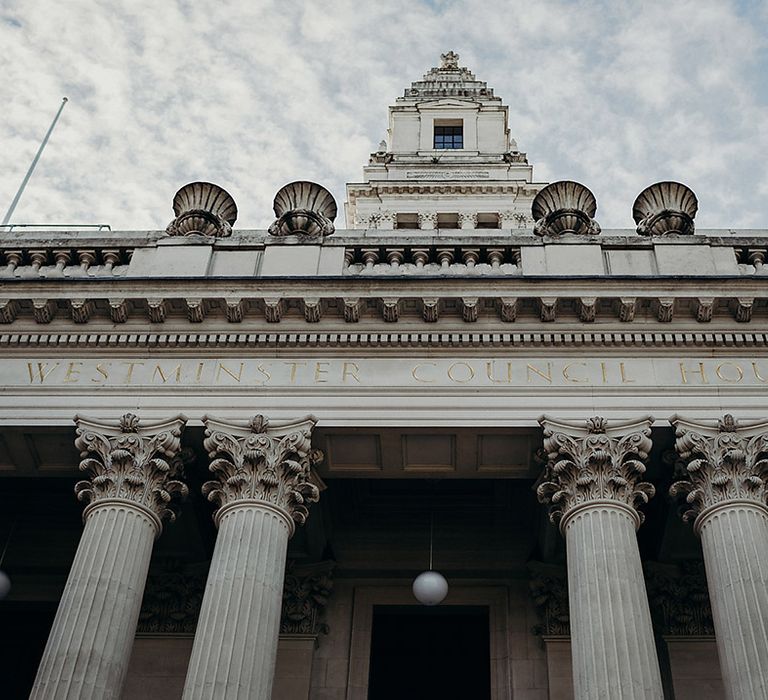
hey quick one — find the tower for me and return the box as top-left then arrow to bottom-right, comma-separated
345,51 -> 546,230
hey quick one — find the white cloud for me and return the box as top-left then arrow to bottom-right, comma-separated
0,0 -> 766,229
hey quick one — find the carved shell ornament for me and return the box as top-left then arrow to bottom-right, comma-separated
633,181 -> 698,236
165,182 -> 238,238
531,180 -> 601,237
268,181 -> 337,238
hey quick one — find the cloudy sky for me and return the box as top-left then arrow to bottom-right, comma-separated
1,0 -> 767,230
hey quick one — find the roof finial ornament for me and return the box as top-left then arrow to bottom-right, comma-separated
440,51 -> 459,70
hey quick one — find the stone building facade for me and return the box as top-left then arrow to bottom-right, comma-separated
0,53 -> 766,699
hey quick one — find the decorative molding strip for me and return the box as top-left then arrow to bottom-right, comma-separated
2,330 -> 768,349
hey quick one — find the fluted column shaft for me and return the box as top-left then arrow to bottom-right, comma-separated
537,415 -> 663,700
30,502 -> 157,699
564,503 -> 663,699
671,414 -> 768,700
29,412 -> 187,700
182,414 -> 320,700
182,503 -> 291,699
698,503 -> 768,699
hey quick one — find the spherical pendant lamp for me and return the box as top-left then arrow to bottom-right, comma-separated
412,570 -> 448,606
412,506 -> 448,606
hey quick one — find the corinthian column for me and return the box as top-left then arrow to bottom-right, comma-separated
182,415 -> 320,700
670,414 -> 768,700
31,413 -> 188,700
537,416 -> 663,699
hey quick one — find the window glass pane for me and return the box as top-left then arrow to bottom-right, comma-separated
434,125 -> 463,149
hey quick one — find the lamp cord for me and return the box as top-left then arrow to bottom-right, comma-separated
429,510 -> 434,571
0,519 -> 17,569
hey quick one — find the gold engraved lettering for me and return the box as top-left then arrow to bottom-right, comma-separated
284,362 -> 307,384
153,364 -> 182,384
91,363 -> 110,383
314,362 -> 330,383
216,362 -> 244,383
527,363 -> 552,384
485,361 -> 512,384
562,362 -> 588,384
412,363 -> 436,383
447,362 -> 475,383
63,362 -> 83,383
715,362 -> 744,383
27,362 -> 60,384
195,362 -> 205,383
342,362 -> 361,384
122,362 -> 145,384
601,362 -> 608,384
254,363 -> 271,385
752,362 -> 768,384
679,362 -> 708,385
619,362 -> 636,384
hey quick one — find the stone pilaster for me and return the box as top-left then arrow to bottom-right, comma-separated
31,412 -> 188,700
182,414 -> 320,700
670,414 -> 768,699
537,415 -> 663,699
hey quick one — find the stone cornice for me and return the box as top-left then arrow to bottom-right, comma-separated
0,287 -> 764,329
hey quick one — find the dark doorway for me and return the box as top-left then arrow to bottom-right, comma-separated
368,605 -> 491,700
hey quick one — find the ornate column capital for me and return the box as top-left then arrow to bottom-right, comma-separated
536,415 -> 656,530
74,412 -> 189,532
201,414 -> 321,532
670,414 -> 768,529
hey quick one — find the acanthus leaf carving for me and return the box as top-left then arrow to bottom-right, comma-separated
528,562 -> 570,636
138,559 -> 206,634
280,560 -> 335,635
644,561 -> 714,636
73,412 -> 189,526
201,414 -> 320,528
669,414 -> 768,527
536,415 -> 655,528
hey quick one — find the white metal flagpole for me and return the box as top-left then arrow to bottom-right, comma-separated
2,96 -> 68,227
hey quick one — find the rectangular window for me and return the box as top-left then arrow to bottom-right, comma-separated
395,213 -> 419,229
434,124 -> 463,149
437,213 -> 459,229
476,213 -> 500,229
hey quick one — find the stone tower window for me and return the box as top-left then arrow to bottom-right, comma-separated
434,122 -> 463,149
